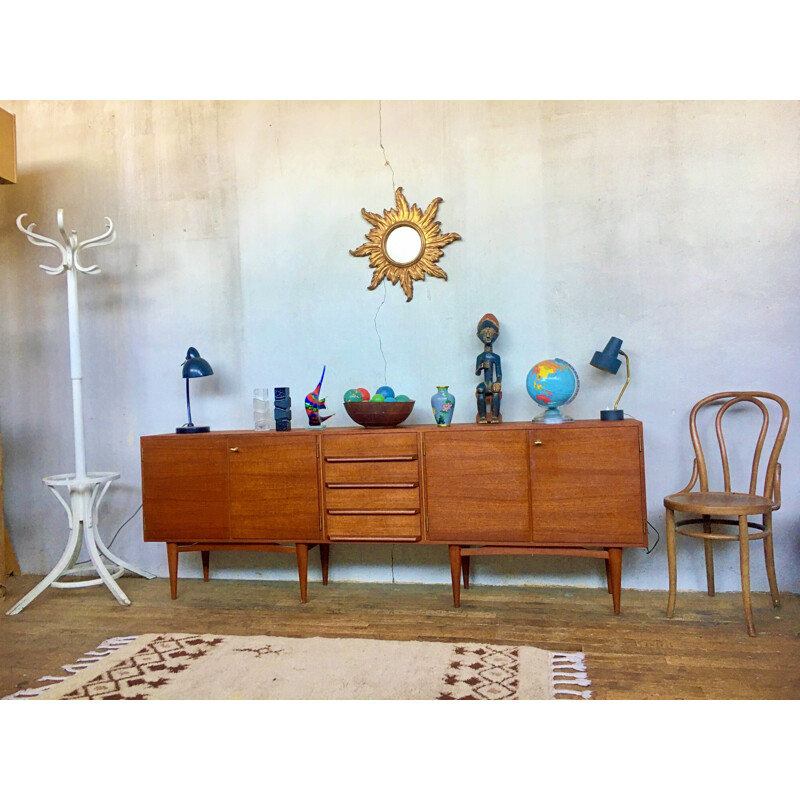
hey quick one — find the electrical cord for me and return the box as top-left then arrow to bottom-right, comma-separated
378,100 -> 397,193
374,281 -> 388,386
646,520 -> 660,554
374,99 -> 393,388
74,503 -> 143,566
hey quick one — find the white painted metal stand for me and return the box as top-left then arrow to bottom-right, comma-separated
7,210 -> 154,615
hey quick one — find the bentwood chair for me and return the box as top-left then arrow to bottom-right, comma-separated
664,391 -> 789,637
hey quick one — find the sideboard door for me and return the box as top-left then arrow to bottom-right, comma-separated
141,436 -> 231,542
529,423 -> 646,546
424,429 -> 532,543
228,435 -> 322,541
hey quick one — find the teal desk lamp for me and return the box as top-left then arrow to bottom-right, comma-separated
590,336 -> 630,421
176,347 -> 214,433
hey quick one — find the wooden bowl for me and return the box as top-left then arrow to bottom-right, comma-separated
344,400 -> 415,428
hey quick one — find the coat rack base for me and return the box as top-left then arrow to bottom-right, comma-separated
5,472 -> 155,615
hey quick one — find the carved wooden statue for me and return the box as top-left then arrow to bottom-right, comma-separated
475,314 -> 502,423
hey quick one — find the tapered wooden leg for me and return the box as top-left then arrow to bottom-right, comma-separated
762,513 -> 780,608
320,543 -> 330,586
462,554 -> 470,589
449,545 -> 461,608
167,542 -> 178,600
607,547 -> 622,614
702,516 -> 714,596
296,543 -> 309,603
738,516 -> 756,637
604,557 -> 612,593
666,507 -> 677,618
201,550 -> 210,582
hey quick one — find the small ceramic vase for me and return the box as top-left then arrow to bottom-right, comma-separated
431,386 -> 455,426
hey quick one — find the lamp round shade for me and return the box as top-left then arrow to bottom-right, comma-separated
182,347 -> 213,379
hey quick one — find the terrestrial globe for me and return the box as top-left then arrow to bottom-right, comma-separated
526,358 -> 580,423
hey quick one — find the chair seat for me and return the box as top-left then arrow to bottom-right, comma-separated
664,491 -> 774,515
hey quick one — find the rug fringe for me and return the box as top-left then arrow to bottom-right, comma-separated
550,651 -> 592,699
3,635 -> 140,700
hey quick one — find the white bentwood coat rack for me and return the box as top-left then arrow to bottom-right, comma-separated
6,210 -> 154,615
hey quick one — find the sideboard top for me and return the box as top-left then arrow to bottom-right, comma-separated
142,418 -> 643,441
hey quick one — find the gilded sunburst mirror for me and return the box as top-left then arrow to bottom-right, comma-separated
349,187 -> 461,302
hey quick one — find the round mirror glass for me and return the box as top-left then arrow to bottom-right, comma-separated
384,224 -> 424,265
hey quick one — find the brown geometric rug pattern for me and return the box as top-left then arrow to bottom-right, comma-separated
3,633 -> 592,700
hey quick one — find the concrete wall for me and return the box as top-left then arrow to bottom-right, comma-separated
0,100 -> 798,593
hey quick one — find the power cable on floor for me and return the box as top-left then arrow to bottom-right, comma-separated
74,503 -> 143,566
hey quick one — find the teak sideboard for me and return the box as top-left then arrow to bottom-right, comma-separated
140,419 -> 647,612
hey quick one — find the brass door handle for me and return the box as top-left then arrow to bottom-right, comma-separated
230,447 -> 240,453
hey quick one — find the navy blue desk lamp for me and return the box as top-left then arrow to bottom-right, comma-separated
590,337 -> 630,421
176,347 -> 213,433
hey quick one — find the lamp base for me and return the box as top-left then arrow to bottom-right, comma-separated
176,424 -> 210,433
600,409 -> 624,421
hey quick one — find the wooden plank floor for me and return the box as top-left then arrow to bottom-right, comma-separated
1,574 -> 798,699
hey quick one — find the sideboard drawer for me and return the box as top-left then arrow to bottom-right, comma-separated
323,432 -> 418,459
326,511 -> 422,541
324,486 -> 420,511
323,459 -> 420,484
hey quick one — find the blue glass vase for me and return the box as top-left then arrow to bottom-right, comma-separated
431,386 -> 455,426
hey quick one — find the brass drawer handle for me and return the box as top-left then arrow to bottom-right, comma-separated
327,536 -> 421,542
326,482 -> 418,490
327,509 -> 419,516
324,455 -> 417,463
230,447 -> 240,452
533,440 -> 543,446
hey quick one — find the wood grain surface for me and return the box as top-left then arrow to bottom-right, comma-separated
1,575 -> 797,700
424,429 -> 532,542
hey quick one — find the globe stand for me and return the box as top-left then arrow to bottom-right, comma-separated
533,407 -> 574,424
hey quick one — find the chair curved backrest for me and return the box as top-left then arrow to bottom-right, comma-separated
687,391 -> 790,503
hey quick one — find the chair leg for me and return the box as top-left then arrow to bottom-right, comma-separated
738,515 -> 756,637
702,516 -> 714,596
666,507 -> 677,618
762,513 -> 780,608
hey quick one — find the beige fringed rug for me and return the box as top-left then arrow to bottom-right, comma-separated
3,633 -> 593,700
